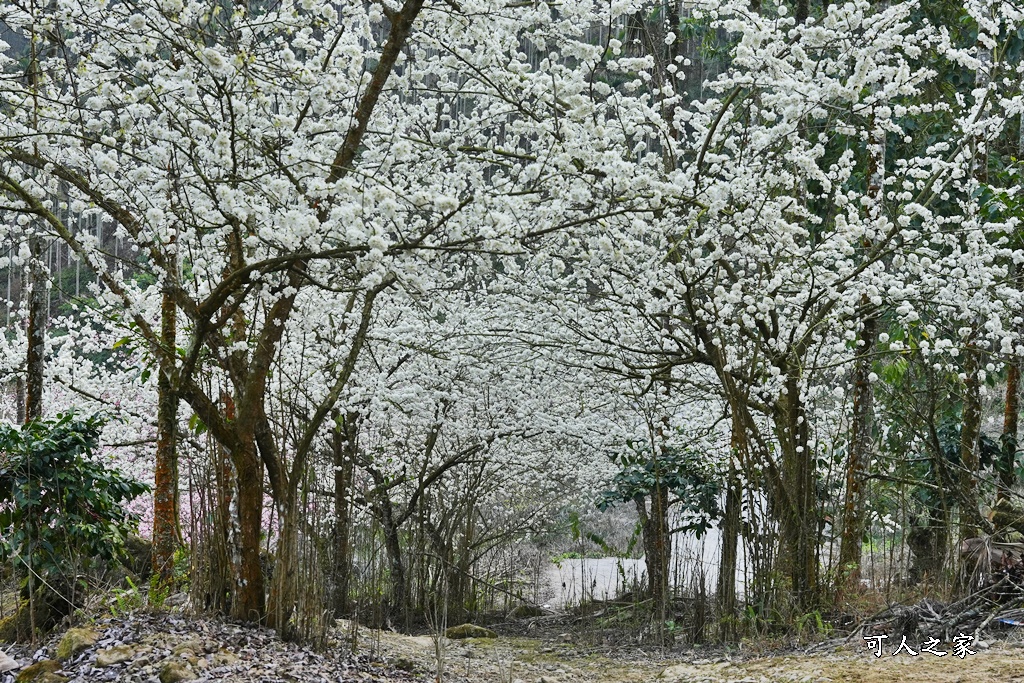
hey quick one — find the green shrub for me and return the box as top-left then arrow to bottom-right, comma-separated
0,413 -> 149,587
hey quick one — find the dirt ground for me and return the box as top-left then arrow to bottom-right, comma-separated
369,628 -> 1024,683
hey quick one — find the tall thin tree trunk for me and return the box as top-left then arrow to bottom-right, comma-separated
1002,262 -> 1021,497
378,499 -> 406,626
24,235 -> 46,422
1002,355 -> 1019,496
717,407 -> 746,637
450,497 -> 477,622
838,308 -> 877,587
152,269 -> 179,583
795,0 -> 808,25
268,495 -> 299,636
15,376 -> 25,425
332,412 -> 356,617
717,459 -> 741,637
960,345 -> 983,537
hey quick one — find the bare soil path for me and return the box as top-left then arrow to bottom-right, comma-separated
372,628 -> 1024,683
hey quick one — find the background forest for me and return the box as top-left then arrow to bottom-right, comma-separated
1,0 -> 1024,648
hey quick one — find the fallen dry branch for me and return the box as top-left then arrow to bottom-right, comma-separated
856,563 -> 1024,642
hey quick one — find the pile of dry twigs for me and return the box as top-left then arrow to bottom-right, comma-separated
858,539 -> 1024,641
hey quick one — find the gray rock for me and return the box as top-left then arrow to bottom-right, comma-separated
95,645 -> 135,667
0,651 -> 20,672
55,628 -> 99,661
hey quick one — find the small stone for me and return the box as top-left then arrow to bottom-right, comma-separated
159,660 -> 196,683
15,660 -> 60,683
444,624 -> 497,639
210,650 -> 239,668
661,664 -> 697,680
163,593 -> 188,608
55,628 -> 100,661
95,645 -> 135,667
171,640 -> 203,656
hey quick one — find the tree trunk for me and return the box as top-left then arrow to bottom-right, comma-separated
794,0 -> 808,25
206,436 -> 236,615
718,409 -> 745,637
267,497 -> 298,636
960,345 -> 983,536
1001,362 -> 1019,495
637,482 -> 671,635
15,376 -> 25,425
838,310 -> 877,588
454,499 -> 476,621
331,412 -> 356,617
1001,265 -> 1021,497
231,436 -> 266,622
716,462 -> 741,638
908,512 -> 948,583
22,236 -> 43,646
378,498 -> 406,626
774,370 -> 817,610
24,235 -> 46,423
152,279 -> 179,584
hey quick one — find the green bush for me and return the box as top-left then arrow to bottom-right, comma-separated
0,413 -> 149,586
